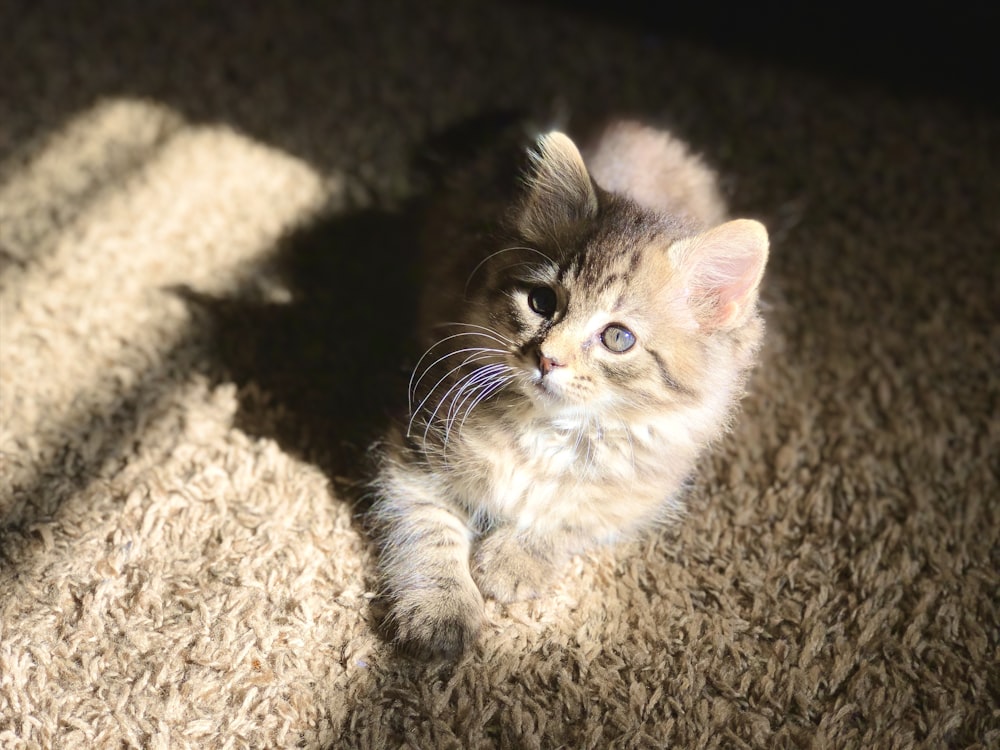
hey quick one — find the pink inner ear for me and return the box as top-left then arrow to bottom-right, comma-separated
711,253 -> 763,327
687,219 -> 769,329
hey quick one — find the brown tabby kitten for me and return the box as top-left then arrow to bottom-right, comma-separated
372,120 -> 769,659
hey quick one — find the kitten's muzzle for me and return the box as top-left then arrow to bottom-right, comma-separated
520,341 -> 564,379
537,351 -> 564,377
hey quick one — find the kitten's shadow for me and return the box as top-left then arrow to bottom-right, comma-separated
179,204 -> 421,507
181,110 -> 535,511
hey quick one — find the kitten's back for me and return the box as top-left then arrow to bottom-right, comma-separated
583,121 -> 727,227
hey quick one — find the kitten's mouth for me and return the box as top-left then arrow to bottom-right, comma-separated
527,372 -> 566,403
518,355 -> 569,404
533,378 -> 555,395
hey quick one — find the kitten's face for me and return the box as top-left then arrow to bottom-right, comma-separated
468,202 -> 703,419
411,131 -> 767,438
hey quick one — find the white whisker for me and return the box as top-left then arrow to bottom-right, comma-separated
423,363 -> 509,448
446,366 -> 515,436
572,423 -> 585,456
407,353 -> 504,437
463,245 -> 556,297
407,330 -> 509,407
408,346 -> 505,409
431,321 -> 517,347
459,375 -> 514,432
445,365 -> 505,425
616,413 -> 637,479
581,423 -> 593,477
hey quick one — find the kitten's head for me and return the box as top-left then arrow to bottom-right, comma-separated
464,131 -> 769,422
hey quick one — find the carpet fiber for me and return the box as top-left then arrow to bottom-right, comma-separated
1,2 -> 997,748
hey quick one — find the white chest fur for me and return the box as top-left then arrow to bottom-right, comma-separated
452,410 -> 699,541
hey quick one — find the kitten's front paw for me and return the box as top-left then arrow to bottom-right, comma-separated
472,531 -> 554,604
387,587 -> 484,660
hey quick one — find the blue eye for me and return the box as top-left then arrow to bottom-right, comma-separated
601,324 -> 636,353
527,286 -> 558,317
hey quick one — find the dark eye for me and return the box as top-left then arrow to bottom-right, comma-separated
601,324 -> 636,353
527,286 -> 558,317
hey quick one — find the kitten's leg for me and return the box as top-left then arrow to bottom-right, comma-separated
373,464 -> 484,659
472,526 -> 565,604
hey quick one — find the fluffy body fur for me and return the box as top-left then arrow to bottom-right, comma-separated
372,121 -> 769,658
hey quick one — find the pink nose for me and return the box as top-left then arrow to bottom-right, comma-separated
538,352 -> 563,376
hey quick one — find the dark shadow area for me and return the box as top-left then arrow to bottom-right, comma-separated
177,205 -> 422,506
545,0 -> 1000,112
5,0 -> 995,201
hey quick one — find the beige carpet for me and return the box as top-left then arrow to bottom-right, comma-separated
1,2 -> 997,748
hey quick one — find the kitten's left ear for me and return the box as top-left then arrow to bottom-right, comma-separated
674,219 -> 769,330
518,132 -> 599,241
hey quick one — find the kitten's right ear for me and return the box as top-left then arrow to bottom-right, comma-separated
672,219 -> 770,330
518,132 -> 598,241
